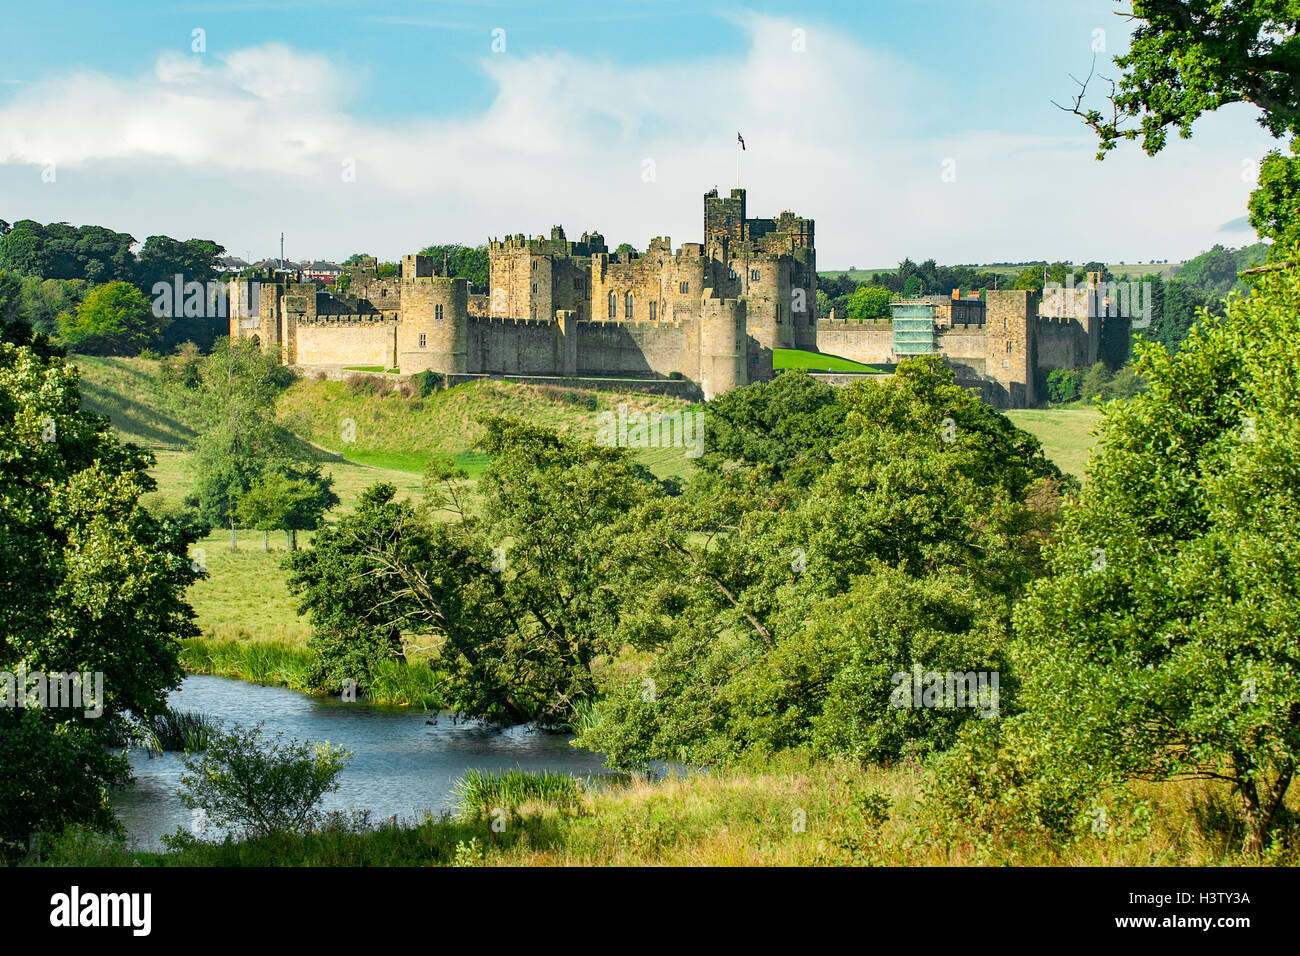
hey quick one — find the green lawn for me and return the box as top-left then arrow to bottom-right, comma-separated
774,348 -> 883,374
1005,406 -> 1102,481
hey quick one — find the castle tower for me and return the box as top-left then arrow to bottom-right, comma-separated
397,254 -> 468,375
985,289 -> 1038,407
698,291 -> 748,400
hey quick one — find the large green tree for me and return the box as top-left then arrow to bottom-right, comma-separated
1061,0 -> 1300,159
58,281 -> 161,355
0,342 -> 202,844
1011,250 -> 1300,855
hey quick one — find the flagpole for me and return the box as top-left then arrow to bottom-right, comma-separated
736,141 -> 740,188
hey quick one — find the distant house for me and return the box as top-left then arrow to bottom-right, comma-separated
249,257 -> 296,273
302,260 -> 344,284
215,256 -> 250,273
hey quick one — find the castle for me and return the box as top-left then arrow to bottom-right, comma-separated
228,188 -> 1099,407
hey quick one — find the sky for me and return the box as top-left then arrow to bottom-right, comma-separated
0,0 -> 1281,268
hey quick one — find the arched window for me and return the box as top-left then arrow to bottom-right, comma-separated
1006,340 -> 1013,353
608,293 -> 616,319
625,293 -> 633,318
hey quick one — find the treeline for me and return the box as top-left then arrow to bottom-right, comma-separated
0,219 -> 226,352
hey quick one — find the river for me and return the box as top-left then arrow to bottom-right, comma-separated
113,673 -> 616,849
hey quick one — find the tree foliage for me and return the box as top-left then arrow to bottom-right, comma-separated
0,341 -> 202,840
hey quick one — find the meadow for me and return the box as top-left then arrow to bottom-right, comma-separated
40,756 -> 1267,867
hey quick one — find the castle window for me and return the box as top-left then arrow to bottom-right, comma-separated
418,333 -> 427,349
776,304 -> 782,324
625,293 -> 633,318
532,283 -> 537,294
679,281 -> 689,294
435,304 -> 443,320
649,301 -> 657,321
608,293 -> 616,319
532,259 -> 538,271
531,305 -> 537,320
1006,341 -> 1013,353
728,268 -> 737,280
1004,318 -> 1008,329
381,288 -> 386,297
751,269 -> 760,281
573,278 -> 582,291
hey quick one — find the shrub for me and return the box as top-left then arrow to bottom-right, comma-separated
1045,367 -> 1082,404
414,369 -> 444,396
346,374 -> 388,397
1079,361 -> 1112,403
138,347 -> 160,361
177,722 -> 351,838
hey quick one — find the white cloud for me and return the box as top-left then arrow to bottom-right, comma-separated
0,15 -> 1278,265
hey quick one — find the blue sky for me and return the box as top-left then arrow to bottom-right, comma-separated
0,1 -> 1278,266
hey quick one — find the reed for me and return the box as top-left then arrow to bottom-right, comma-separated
452,768 -> 584,815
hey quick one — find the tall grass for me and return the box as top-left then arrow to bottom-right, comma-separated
180,636 -> 315,690
147,710 -> 221,751
365,658 -> 445,709
452,769 -> 584,815
178,636 -> 446,708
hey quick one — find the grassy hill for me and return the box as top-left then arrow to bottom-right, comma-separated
773,348 -> 884,374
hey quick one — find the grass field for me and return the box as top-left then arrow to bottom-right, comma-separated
773,348 -> 884,374
1006,406 -> 1101,481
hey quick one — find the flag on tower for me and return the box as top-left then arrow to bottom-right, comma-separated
737,132 -> 745,151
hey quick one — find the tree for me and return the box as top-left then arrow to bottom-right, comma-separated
58,281 -> 161,355
1059,1 -> 1300,160
182,338 -> 299,547
846,283 -> 892,319
1011,250 -> 1300,855
579,357 -> 1069,768
1079,361 -> 1113,403
614,243 -> 638,258
0,341 -> 203,842
1248,138 -> 1300,252
285,484 -> 412,696
902,275 -> 924,297
177,723 -> 350,838
1046,367 -> 1082,404
697,369 -> 847,486
289,427 -> 661,725
416,244 -> 489,290
236,468 -> 336,551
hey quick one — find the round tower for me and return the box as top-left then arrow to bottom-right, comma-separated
398,272 -> 469,375
698,294 -> 748,399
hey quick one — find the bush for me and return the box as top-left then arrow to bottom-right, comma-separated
177,722 -> 351,838
413,369 -> 444,396
1079,361 -> 1112,403
346,374 -> 388,397
1045,367 -> 1082,404
138,347 -> 160,361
